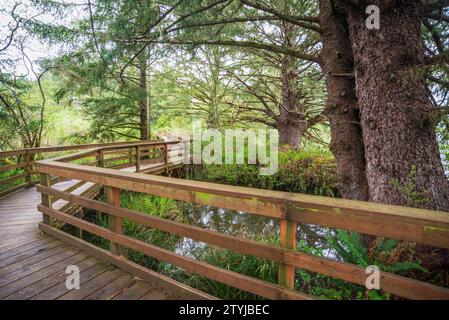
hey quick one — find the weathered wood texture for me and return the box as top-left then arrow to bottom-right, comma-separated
37,160 -> 449,250
0,176 -> 212,300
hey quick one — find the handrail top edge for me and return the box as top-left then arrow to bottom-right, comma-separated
36,159 -> 449,224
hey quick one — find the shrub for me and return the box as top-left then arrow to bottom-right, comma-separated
189,148 -> 339,197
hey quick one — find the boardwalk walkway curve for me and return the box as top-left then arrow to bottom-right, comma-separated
0,140 -> 211,300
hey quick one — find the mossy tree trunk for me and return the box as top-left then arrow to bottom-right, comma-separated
344,0 -> 449,210
319,0 -> 369,201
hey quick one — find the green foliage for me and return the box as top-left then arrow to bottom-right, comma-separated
0,166 -> 26,192
391,165 -> 431,207
170,245 -> 278,300
119,192 -> 187,270
437,122 -> 449,174
328,231 -> 426,275
326,231 -> 427,299
1,0 -> 446,301
100,189 -> 279,299
79,156 -> 430,300
0,75 -> 42,148
191,148 -> 339,196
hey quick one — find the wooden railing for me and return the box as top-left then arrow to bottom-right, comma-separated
31,142 -> 449,300
0,140 -> 188,198
0,140 -> 161,198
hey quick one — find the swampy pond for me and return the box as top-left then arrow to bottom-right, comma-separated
175,204 -> 338,260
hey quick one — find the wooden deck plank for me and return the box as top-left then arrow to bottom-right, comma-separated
0,243 -> 67,275
0,236 -> 49,254
0,220 -> 41,227
0,235 -> 46,251
0,239 -> 59,268
0,226 -> 38,232
30,263 -> 110,300
0,154 -> 208,300
139,289 -> 177,300
0,245 -> 75,286
0,208 -> 40,212
0,233 -> 40,244
0,252 -> 88,299
0,215 -> 41,221
0,228 -> 39,236
111,282 -> 152,300
57,268 -> 125,300
13,257 -> 100,300
0,218 -> 39,222
84,274 -> 135,300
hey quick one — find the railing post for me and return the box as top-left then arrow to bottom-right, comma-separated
164,143 -> 169,175
182,140 -> 188,163
24,151 -> 32,185
278,219 -> 297,289
96,149 -> 104,168
136,146 -> 141,173
40,173 -> 52,226
128,147 -> 133,165
106,186 -> 122,255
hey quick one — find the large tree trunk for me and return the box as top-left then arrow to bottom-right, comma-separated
277,21 -> 307,150
277,115 -> 304,149
319,0 -> 369,200
277,55 -> 306,149
138,53 -> 150,141
344,1 -> 449,211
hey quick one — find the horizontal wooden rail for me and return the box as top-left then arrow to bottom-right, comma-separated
38,223 -> 216,300
0,181 -> 34,198
102,150 -> 132,156
37,185 -> 449,300
0,173 -> 27,185
0,140 -> 153,158
49,149 -> 98,163
0,140 -> 175,198
36,160 -> 449,250
139,151 -> 164,158
104,155 -> 132,163
0,162 -> 28,172
38,204 -> 312,300
99,140 -> 178,153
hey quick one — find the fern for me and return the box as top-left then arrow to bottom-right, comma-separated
387,262 -> 427,275
376,238 -> 397,254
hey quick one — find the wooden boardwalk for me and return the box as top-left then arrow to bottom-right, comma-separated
1,140 -> 449,300
0,186 -> 198,300
0,149 -> 210,300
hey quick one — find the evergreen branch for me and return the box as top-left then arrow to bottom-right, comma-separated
239,0 -> 321,33
151,38 -> 319,63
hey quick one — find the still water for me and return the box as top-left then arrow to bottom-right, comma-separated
175,205 -> 338,260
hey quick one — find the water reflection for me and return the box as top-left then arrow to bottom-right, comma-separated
175,204 -> 339,260
188,206 -> 277,236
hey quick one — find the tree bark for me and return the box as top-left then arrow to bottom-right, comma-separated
345,1 -> 449,210
319,0 -> 369,200
277,118 -> 304,149
138,52 -> 150,141
277,56 -> 306,149
277,20 -> 307,150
